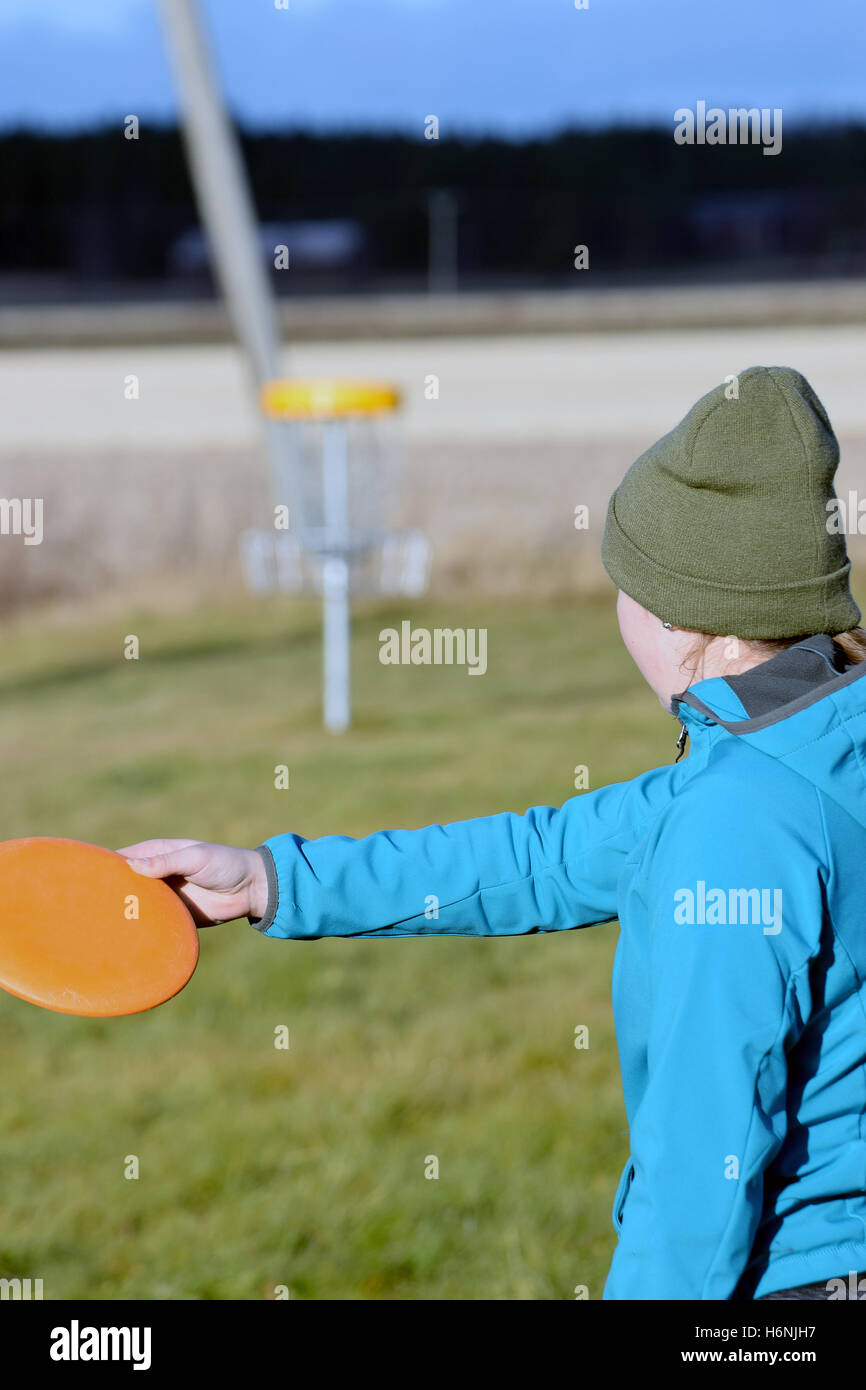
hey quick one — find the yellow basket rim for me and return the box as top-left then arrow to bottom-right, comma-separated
260,378 -> 401,420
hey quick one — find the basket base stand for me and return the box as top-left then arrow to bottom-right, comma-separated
322,422 -> 351,733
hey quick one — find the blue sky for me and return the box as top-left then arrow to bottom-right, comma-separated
0,0 -> 863,135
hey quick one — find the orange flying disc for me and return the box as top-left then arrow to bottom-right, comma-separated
0,837 -> 198,1017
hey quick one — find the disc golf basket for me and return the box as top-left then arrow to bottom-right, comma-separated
240,379 -> 431,732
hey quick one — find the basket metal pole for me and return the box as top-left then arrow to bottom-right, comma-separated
321,420 -> 351,732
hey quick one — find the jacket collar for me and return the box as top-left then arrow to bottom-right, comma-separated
671,634 -> 866,737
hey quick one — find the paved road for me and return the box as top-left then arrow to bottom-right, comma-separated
3,324 -> 865,609
2,323 -> 866,450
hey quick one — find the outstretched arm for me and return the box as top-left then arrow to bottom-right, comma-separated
119,762 -> 684,937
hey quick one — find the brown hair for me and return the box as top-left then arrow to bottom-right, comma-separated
681,627 -> 866,682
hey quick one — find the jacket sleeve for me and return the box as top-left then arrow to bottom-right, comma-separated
252,762 -> 682,940
603,767 -> 827,1300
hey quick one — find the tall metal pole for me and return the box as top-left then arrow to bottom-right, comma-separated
157,0 -> 287,492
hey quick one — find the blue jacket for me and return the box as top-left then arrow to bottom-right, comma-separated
254,637 -> 866,1299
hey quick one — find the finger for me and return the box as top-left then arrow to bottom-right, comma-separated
116,838 -> 201,858
124,844 -> 212,881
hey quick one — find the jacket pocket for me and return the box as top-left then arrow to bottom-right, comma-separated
612,1158 -> 635,1234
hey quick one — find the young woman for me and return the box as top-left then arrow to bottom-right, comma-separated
121,366 -> 866,1301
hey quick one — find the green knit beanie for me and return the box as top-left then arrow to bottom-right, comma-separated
601,365 -> 860,638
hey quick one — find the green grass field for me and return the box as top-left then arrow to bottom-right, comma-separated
0,593 -> 677,1300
